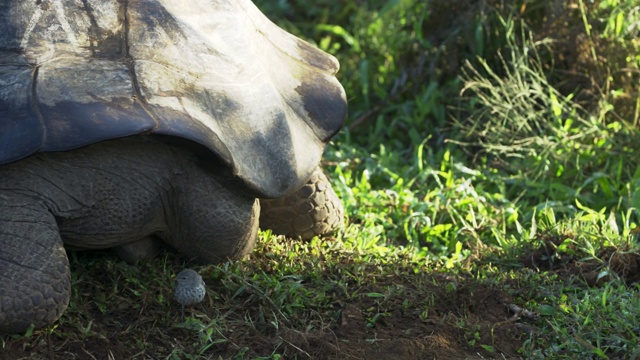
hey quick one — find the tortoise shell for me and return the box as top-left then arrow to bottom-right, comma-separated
0,0 -> 346,198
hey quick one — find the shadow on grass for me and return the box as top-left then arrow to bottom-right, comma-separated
1,236 -> 533,360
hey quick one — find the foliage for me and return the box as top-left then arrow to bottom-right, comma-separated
255,0 -> 640,358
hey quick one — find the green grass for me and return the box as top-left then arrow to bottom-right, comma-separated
287,0 -> 640,358
3,0 -> 640,358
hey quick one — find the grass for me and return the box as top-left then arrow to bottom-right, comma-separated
2,0 -> 640,358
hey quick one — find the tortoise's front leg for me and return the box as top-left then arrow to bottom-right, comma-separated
0,198 -> 71,334
259,166 -> 344,240
163,167 -> 260,264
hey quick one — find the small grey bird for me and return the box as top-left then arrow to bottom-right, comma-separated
174,269 -> 206,317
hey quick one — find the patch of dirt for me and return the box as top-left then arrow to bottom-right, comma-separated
208,274 -> 527,360
1,250 -> 532,360
195,266 -> 529,359
317,286 -> 523,360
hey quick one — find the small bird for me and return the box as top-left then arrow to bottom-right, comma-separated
174,269 -> 206,317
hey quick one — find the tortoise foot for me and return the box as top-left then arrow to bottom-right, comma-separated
259,167 -> 344,240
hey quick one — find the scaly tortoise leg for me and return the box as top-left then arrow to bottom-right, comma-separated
259,166 -> 343,240
0,198 -> 70,334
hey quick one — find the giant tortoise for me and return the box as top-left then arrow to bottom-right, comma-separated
0,0 -> 346,334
